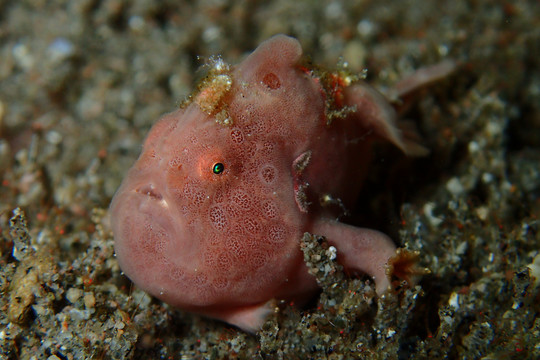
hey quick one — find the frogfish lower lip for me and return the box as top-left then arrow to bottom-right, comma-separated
135,183 -> 162,200
132,183 -> 170,211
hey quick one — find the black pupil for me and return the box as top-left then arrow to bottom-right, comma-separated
213,163 -> 224,174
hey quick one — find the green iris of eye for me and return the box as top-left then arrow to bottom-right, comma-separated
212,163 -> 224,174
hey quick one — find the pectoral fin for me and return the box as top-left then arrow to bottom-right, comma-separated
310,218 -> 396,294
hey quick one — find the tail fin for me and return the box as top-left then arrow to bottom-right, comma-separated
344,81 -> 429,156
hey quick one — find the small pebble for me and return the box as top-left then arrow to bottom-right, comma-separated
84,293 -> 96,309
66,288 -> 82,304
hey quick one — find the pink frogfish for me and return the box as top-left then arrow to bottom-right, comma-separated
110,35 -> 445,332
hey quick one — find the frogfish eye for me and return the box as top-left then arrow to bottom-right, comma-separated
212,162 -> 225,175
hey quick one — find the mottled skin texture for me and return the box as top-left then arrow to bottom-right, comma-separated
110,35 -> 423,332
